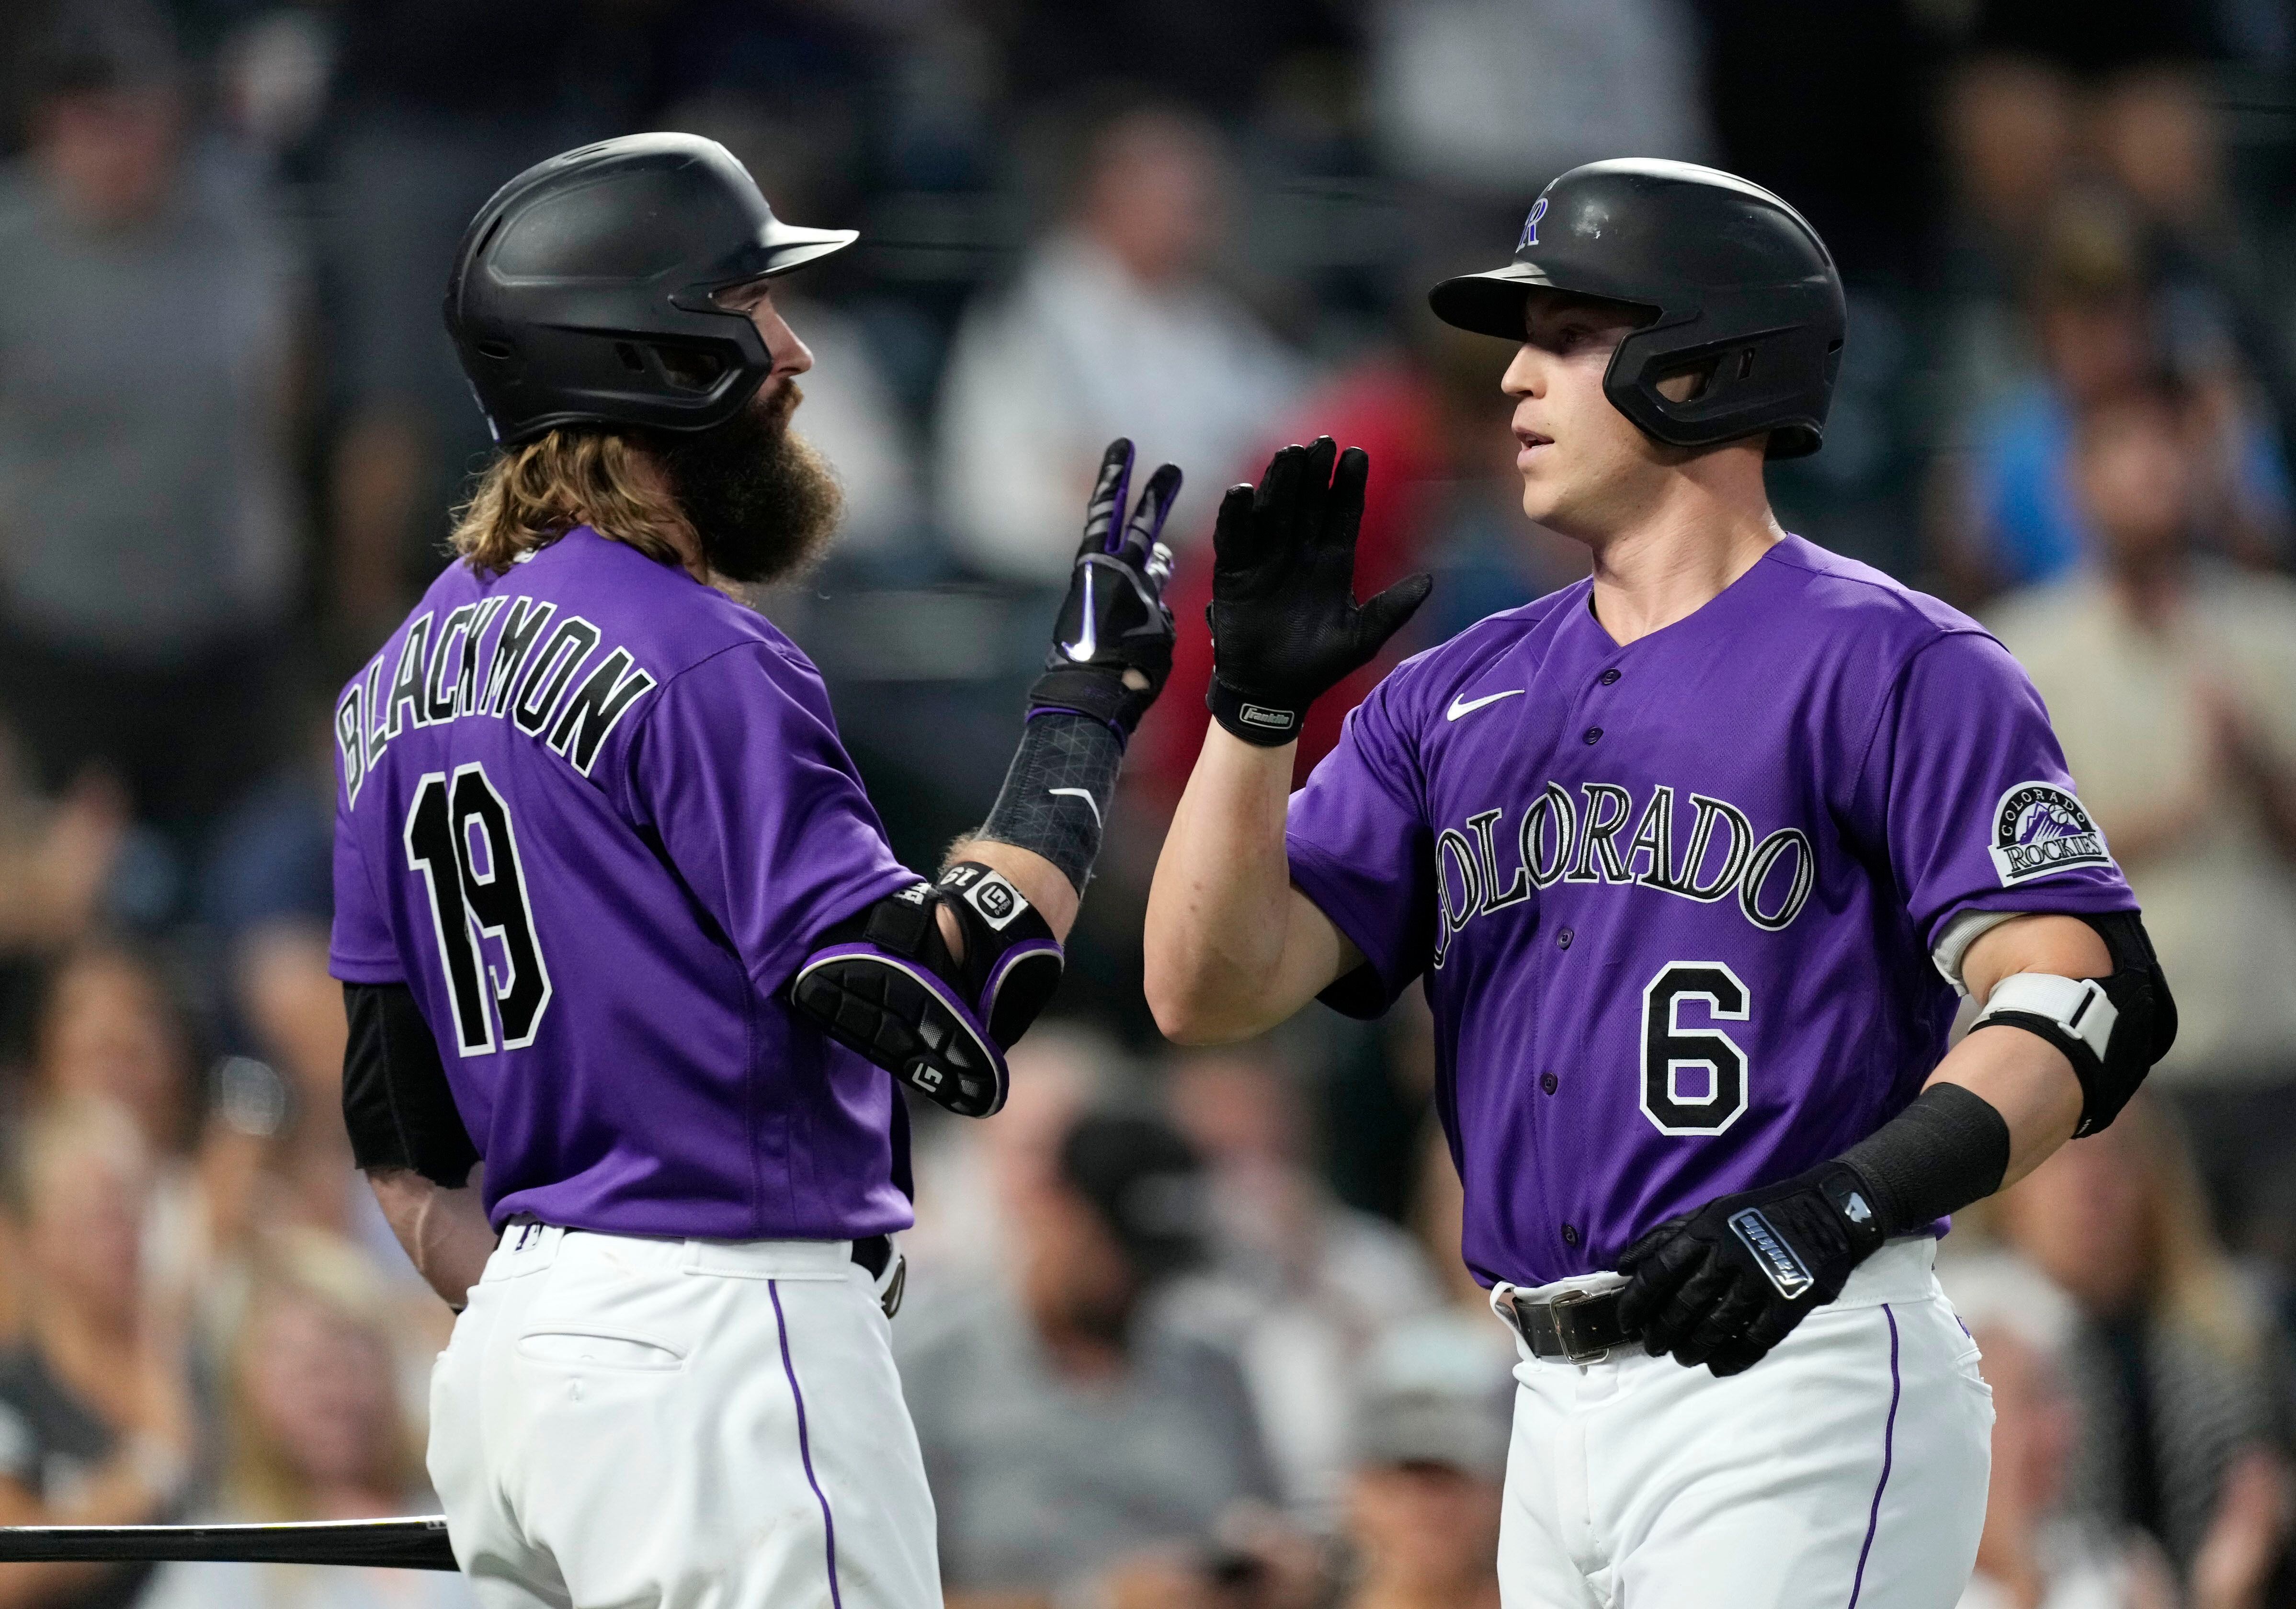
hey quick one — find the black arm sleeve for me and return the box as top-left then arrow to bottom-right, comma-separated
341,983 -> 481,1187
1835,1082 -> 2012,1236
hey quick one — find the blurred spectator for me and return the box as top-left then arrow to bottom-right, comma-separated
0,1098 -> 194,1609
1165,1046 -> 1442,1521
1942,1254 -> 2179,1609
1933,192 -> 2288,600
1367,0 -> 1710,201
228,926 -> 353,1226
319,0 -> 618,635
898,1110 -> 1304,1606
1989,382 -> 2296,1253
0,0 -> 304,843
1335,1311 -> 1512,1609
1406,1115 -> 1485,1312
140,1229 -> 471,1609
0,737 -> 125,967
901,1024 -> 1120,1296
993,0 -> 1351,120
31,941 -> 197,1159
935,104 -> 1303,583
1996,1097 -> 2293,1595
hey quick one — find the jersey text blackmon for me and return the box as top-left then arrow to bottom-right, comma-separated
335,592 -> 659,806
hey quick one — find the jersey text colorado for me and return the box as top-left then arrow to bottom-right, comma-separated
1433,782 -> 1813,966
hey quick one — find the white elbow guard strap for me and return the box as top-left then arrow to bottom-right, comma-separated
1969,911 -> 2176,1137
790,864 -> 1063,1120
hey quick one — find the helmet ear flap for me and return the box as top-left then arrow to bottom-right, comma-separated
1605,319 -> 1833,459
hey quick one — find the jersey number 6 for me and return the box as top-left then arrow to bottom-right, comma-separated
405,763 -> 554,1057
1640,962 -> 1750,1135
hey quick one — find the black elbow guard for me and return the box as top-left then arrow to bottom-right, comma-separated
342,982 -> 481,1186
1970,910 -> 2177,1136
790,863 -> 1064,1119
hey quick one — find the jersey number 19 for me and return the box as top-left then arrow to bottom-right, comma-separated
404,762 -> 554,1056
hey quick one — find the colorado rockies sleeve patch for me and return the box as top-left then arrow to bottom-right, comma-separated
1987,782 -> 2112,885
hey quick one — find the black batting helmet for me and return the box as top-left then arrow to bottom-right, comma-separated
1428,159 -> 1845,459
444,133 -> 856,447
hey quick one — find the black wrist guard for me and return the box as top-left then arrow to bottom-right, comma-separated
1834,1082 -> 2012,1236
977,712 -> 1123,892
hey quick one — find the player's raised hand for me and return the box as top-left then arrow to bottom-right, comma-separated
1206,436 -> 1432,746
1614,1165 -> 1884,1376
1028,438 -> 1181,743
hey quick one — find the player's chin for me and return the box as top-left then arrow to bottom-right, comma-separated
1515,470 -> 1572,532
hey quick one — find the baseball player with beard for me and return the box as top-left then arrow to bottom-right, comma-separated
1143,159 -> 2178,1606
328,135 -> 1182,1609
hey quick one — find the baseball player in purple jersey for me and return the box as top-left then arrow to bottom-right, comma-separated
1143,159 -> 2178,1607
327,135 -> 1182,1608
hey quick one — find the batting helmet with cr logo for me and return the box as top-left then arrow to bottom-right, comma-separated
1428,159 -> 1846,460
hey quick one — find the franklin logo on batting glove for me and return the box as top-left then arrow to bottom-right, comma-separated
1728,1208 -> 1814,1300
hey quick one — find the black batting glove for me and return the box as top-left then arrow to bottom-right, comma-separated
1206,437 -> 1432,746
1614,1163 -> 1886,1377
1028,438 -> 1180,744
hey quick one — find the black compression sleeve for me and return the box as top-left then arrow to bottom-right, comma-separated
341,983 -> 480,1186
975,712 -> 1122,892
1835,1083 -> 2012,1237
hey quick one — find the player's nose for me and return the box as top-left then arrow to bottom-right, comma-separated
753,300 -> 815,378
1501,342 -> 1542,399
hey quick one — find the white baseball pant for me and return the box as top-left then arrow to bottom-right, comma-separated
428,1223 -> 939,1609
1491,1236 -> 1992,1609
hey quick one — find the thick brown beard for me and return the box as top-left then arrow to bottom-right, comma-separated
653,380 -> 845,587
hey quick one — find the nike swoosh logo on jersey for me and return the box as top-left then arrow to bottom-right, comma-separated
1445,689 -> 1524,722
1047,786 -> 1102,826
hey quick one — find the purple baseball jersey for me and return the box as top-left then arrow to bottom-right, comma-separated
1285,536 -> 2135,1287
329,527 -> 920,1240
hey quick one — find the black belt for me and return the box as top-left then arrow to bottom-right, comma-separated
1501,1286 -> 1638,1363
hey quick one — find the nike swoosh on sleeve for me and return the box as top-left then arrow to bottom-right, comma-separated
1445,690 -> 1525,721
1047,787 -> 1102,826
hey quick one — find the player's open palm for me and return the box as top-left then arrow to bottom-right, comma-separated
1206,436 -> 1432,745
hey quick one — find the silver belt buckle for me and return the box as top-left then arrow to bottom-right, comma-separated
1548,1288 -> 1610,1365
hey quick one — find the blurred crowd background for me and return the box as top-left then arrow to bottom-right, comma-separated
0,0 -> 2293,1606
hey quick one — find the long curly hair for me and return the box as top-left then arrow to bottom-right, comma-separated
449,429 -> 691,577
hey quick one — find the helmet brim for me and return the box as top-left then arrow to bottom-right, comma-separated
756,221 -> 860,277
693,219 -> 861,303
1428,261 -> 1658,342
